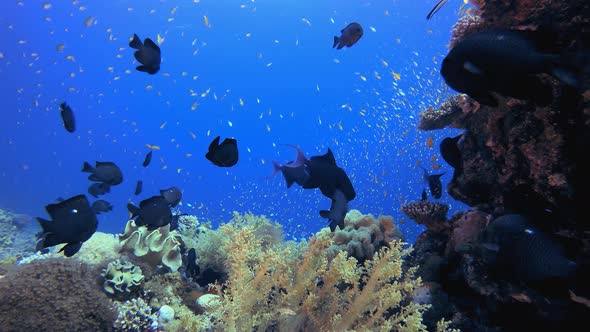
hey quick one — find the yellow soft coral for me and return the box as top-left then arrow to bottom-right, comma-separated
210,217 -> 429,332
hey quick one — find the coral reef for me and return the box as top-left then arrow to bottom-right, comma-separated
114,297 -> 158,332
323,209 -> 403,263
208,219 -> 429,331
401,201 -> 450,233
118,220 -> 183,272
102,258 -> 144,298
0,258 -> 116,331
418,94 -> 474,131
0,208 -> 38,261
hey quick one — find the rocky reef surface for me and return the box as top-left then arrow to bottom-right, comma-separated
412,0 -> 590,330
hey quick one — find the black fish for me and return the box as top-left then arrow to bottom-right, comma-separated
36,195 -> 98,257
127,195 -> 172,231
421,188 -> 428,201
170,213 -> 189,232
206,136 -> 238,167
333,22 -> 363,49
271,160 -> 310,188
440,134 -> 463,170
421,166 -> 444,199
82,161 -> 123,186
91,199 -> 113,214
134,180 -> 143,196
184,248 -> 200,279
142,150 -> 153,167
481,214 -> 576,281
129,34 -> 161,74
277,145 -> 356,201
441,29 -> 585,106
88,182 -> 111,198
319,189 -> 349,231
160,187 -> 182,207
60,102 -> 75,133
426,0 -> 448,20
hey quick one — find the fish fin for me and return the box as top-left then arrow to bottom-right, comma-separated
328,219 -> 343,232
285,176 -> 295,188
82,161 -> 94,173
36,217 -> 52,233
433,173 -> 445,179
319,210 -> 331,219
136,65 -> 153,73
143,38 -> 161,55
281,144 -> 308,168
482,243 -> 500,252
127,203 -> 141,218
170,216 -> 179,231
88,174 -> 101,182
146,224 -> 159,231
320,148 -> 337,165
35,233 -> 48,252
426,0 -> 448,20
551,50 -> 590,91
59,242 -> 83,257
129,33 -> 142,49
271,160 -> 282,177
333,36 -> 339,48
208,136 -> 221,152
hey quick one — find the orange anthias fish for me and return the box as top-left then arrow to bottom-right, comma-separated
333,22 -> 363,49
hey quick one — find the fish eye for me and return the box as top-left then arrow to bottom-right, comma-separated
71,209 -> 78,213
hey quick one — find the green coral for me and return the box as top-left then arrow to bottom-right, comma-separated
207,216 -> 429,331
101,259 -> 144,297
192,212 -> 284,275
118,220 -> 183,272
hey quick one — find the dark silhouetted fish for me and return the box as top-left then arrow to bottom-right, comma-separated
134,180 -> 143,196
88,182 -> 111,198
421,166 -> 444,199
333,22 -> 363,49
426,0 -> 448,20
129,33 -> 161,74
82,161 -> 123,186
271,160 -> 310,188
160,187 -> 182,207
36,194 -> 98,257
481,214 -> 576,281
421,188 -> 428,201
170,213 -> 189,232
206,136 -> 238,167
320,189 -> 349,231
142,150 -> 153,167
440,134 -> 463,170
91,199 -> 113,214
278,145 -> 356,202
185,248 -> 200,279
127,195 -> 172,231
441,29 -> 586,106
60,102 -> 75,133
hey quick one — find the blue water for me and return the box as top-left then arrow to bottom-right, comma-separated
0,0 -> 467,243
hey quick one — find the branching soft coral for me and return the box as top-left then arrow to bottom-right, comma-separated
211,220 -> 430,332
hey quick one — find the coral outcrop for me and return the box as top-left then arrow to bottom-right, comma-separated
114,297 -> 158,332
0,258 -> 116,331
118,220 -> 183,272
323,209 -> 403,263
0,208 -> 37,261
401,201 -> 450,233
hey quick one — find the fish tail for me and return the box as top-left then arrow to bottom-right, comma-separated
82,161 -> 94,173
332,36 -> 339,48
271,160 -> 282,177
129,33 -> 142,49
127,203 -> 141,218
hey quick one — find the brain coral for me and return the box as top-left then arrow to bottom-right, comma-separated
102,258 -> 144,298
118,220 -> 182,272
324,209 -> 403,263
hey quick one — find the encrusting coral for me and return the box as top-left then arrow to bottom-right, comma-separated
207,217 -> 430,331
401,201 -> 450,233
114,297 -> 158,332
118,220 -> 183,272
0,258 -> 116,331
